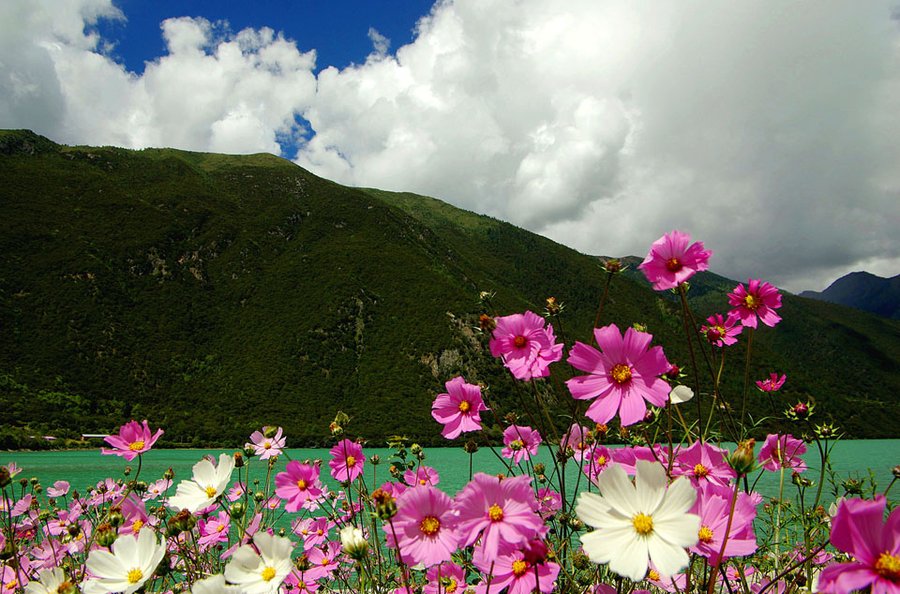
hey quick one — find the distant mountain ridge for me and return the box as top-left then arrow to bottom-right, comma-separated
1,129 -> 898,445
799,272 -> 900,320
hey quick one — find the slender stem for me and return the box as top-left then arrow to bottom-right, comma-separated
707,479 -> 742,594
739,328 -> 755,438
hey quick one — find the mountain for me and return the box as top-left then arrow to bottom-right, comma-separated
1,130 -> 898,446
799,272 -> 900,320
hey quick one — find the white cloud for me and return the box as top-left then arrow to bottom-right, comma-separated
1,0 -> 898,292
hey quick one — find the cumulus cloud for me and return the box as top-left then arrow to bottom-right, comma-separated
1,0 -> 898,291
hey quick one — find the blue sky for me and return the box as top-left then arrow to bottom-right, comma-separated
1,1 -> 898,292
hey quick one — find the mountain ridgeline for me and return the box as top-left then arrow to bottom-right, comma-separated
1,130 -> 898,447
799,271 -> 900,320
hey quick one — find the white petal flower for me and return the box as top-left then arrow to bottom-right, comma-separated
168,453 -> 236,513
25,568 -> 76,594
224,532 -> 294,594
81,529 -> 165,594
576,460 -> 700,581
189,574 -> 244,594
669,385 -> 694,404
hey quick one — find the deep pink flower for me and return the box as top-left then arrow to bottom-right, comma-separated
673,441 -> 736,488
473,538 -> 560,594
728,279 -> 782,329
404,465 -> 441,488
700,313 -> 744,347
305,540 -> 342,581
756,373 -> 787,393
489,311 -> 563,381
424,561 -> 466,594
101,420 -> 164,461
198,511 -> 231,549
293,517 -> 332,552
502,425 -> 542,465
246,426 -> 286,459
566,324 -> 671,426
758,434 -> 807,473
580,444 -> 613,485
536,488 -> 562,519
454,473 -> 544,558
386,484 -> 460,567
431,376 -> 488,439
638,230 -> 712,290
690,483 -> 758,565
329,439 -> 364,483
818,496 -> 900,594
276,461 -> 324,512
559,423 -> 593,462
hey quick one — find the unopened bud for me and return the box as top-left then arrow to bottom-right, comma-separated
728,439 -> 756,476
0,467 -> 9,488
233,452 -> 245,468
369,455 -> 380,466
230,501 -> 245,519
263,426 -> 279,439
665,364 -> 681,380
254,491 -> 265,503
340,525 -> 369,560
463,440 -> 479,454
107,507 -> 125,528
163,467 -> 175,481
545,297 -> 561,316
603,259 -> 622,273
96,523 -> 117,547
478,314 -> 496,332
295,554 -> 311,572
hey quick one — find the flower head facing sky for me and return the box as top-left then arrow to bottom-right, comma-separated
577,460 -> 700,581
101,420 -> 164,461
167,453 -> 235,513
387,484 -> 460,567
700,313 -> 743,347
758,434 -> 807,473
82,528 -> 165,594
224,532 -> 294,594
489,311 -> 563,381
728,279 -> 782,329
502,425 -> 543,465
567,324 -> 671,426
329,439 -> 364,483
431,376 -> 488,439
638,230 -> 712,291
756,373 -> 787,393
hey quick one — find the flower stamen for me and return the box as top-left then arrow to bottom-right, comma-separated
632,512 -> 654,536
419,515 -> 441,536
610,364 -> 633,385
488,504 -> 504,522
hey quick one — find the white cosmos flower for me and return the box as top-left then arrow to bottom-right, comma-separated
576,459 -> 700,581
189,573 -> 244,594
224,532 -> 293,594
81,529 -> 165,594
24,568 -> 76,594
669,385 -> 694,404
168,453 -> 236,513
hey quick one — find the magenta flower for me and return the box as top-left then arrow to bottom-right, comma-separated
101,420 -> 164,461
431,376 -> 488,439
386,484 -> 460,567
473,539 -> 560,594
638,230 -> 712,290
756,373 -> 787,393
689,483 -> 758,565
700,313 -> 743,347
566,324 -> 671,426
246,426 -> 286,459
329,439 -> 365,483
502,425 -> 542,465
727,279 -> 782,329
404,465 -> 441,488
559,423 -> 593,461
424,561 -> 466,594
536,488 -> 562,519
292,517 -> 332,552
818,496 -> 900,594
276,461 -> 324,512
580,444 -> 613,485
454,473 -> 544,558
489,311 -> 564,381
758,434 -> 807,473
673,441 -> 736,488
198,511 -> 231,549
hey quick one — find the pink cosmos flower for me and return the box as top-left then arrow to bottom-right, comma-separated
581,444 -> 613,485
276,461 -> 324,512
489,311 -> 564,381
431,376 -> 489,439
566,324 -> 671,426
46,480 -> 70,498
690,483 -> 759,565
638,230 -> 712,290
536,488 -> 562,519
758,434 -> 807,473
559,423 -> 593,461
329,439 -> 364,483
198,511 -> 231,549
246,426 -> 286,459
728,279 -> 782,329
611,445 -> 672,475
386,484 -> 460,568
818,496 -> 900,594
101,420 -> 164,461
293,517 -> 332,551
756,373 -> 787,393
473,538 -> 561,594
502,425 -> 542,465
424,561 -> 466,594
404,465 -> 440,488
454,473 -> 544,558
673,441 -> 736,488
700,313 -> 744,347
305,540 -> 342,581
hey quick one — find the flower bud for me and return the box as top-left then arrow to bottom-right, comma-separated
230,501 -> 245,519
67,523 -> 82,538
254,491 -> 265,503
463,440 -> 479,454
545,297 -> 561,316
665,364 -> 682,380
340,525 -> 369,560
478,314 -> 496,332
893,465 -> 900,479
107,507 -> 125,528
728,439 -> 756,476
163,467 -> 175,481
533,463 -> 546,475
603,258 -> 622,273
233,452 -> 245,468
295,554 -> 311,572
841,478 -> 862,495
263,425 -> 279,439
369,455 -> 381,466
96,523 -> 117,547
0,467 -> 9,488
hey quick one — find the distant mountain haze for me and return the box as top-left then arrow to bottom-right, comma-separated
799,271 -> 900,320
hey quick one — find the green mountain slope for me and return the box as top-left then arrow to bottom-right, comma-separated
1,130 -> 897,446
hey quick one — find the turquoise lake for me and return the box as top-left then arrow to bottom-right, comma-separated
2,440 -> 898,505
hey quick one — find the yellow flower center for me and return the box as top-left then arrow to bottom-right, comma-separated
665,257 -> 682,272
261,566 -> 276,582
513,335 -> 527,348
509,439 -> 524,451
346,456 -> 357,467
128,441 -> 145,451
419,479 -> 427,485
458,400 -> 471,413
419,515 -> 441,536
875,552 -> 900,580
610,364 -> 632,385
263,441 -> 272,449
488,504 -> 504,522
216,524 -> 226,533
744,294 -> 760,310
205,486 -> 218,498
648,569 -> 660,581
126,568 -> 144,584
445,578 -> 459,594
698,525 -> 714,543
297,479 -> 307,490
632,512 -> 654,536
131,519 -> 144,533
512,559 -> 529,577
595,455 -> 607,467
693,463 -> 709,478
4,580 -> 16,590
